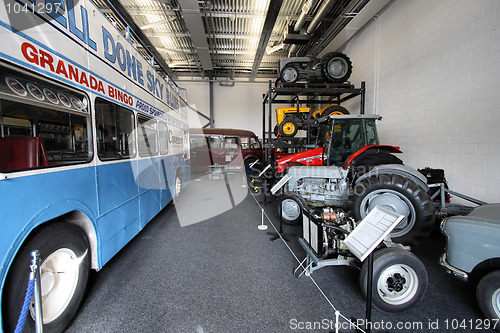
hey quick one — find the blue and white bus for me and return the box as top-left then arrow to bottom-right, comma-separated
0,0 -> 190,331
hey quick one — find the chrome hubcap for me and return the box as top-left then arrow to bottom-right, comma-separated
377,264 -> 418,305
282,199 -> 301,221
360,189 -> 416,238
30,248 -> 82,323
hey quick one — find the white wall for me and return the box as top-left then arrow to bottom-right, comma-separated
340,0 -> 500,203
180,80 -> 270,137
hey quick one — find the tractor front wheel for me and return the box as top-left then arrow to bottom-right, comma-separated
279,119 -> 299,137
359,247 -> 428,313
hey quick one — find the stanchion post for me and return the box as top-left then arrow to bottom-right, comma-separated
268,186 -> 289,242
365,252 -> 373,333
258,208 -> 268,230
31,250 -> 43,333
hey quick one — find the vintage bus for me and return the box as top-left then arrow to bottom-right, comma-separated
0,0 -> 190,331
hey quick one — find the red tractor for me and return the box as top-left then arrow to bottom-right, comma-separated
269,114 -> 435,246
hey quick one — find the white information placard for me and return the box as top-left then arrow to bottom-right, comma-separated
271,174 -> 292,195
342,206 -> 404,262
303,213 -> 310,244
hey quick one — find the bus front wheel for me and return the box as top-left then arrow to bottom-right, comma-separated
2,222 -> 90,333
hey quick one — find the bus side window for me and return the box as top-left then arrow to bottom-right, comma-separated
95,98 -> 136,161
1,93 -> 91,171
137,115 -> 158,157
159,122 -> 168,155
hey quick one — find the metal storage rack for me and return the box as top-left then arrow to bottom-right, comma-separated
261,81 -> 366,162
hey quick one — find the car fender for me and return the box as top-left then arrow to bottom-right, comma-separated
355,164 -> 429,192
442,211 -> 500,273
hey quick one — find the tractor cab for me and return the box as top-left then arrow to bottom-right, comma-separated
276,114 -> 402,172
317,114 -> 381,166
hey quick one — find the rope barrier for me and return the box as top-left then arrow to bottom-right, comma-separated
14,278 -> 35,333
250,191 -> 366,333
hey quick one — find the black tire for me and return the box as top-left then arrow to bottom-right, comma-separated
350,150 -> 403,179
477,270 -> 500,330
318,104 -> 350,118
274,193 -> 307,225
279,118 -> 299,137
351,174 -> 435,246
2,222 -> 90,333
280,64 -> 299,83
273,125 -> 279,137
359,247 -> 428,313
320,52 -> 352,83
173,170 -> 182,204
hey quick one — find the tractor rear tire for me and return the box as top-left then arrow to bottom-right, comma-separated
280,64 -> 299,83
320,52 -> 352,83
350,150 -> 403,179
351,174 -> 435,246
318,104 -> 349,118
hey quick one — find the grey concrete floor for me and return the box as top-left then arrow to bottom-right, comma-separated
66,174 -> 495,333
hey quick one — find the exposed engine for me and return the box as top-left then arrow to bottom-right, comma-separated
305,207 -> 357,260
287,165 -> 350,208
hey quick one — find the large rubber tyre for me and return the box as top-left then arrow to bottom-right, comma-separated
274,193 -> 307,225
350,150 -> 403,179
280,64 -> 299,83
351,174 -> 435,246
320,52 -> 353,83
477,270 -> 500,331
172,169 -> 182,204
2,222 -> 90,333
359,247 -> 428,313
318,104 -> 350,118
279,118 -> 299,137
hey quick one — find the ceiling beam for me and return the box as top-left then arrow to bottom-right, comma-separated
105,0 -> 177,79
103,0 -> 177,80
249,0 -> 283,81
178,0 -> 213,71
104,7 -> 300,21
317,0 -> 392,57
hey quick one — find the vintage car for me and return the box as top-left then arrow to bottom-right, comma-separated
189,128 -> 263,173
440,203 -> 500,330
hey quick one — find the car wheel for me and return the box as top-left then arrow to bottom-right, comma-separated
477,270 -> 500,330
359,247 -> 428,313
2,222 -> 90,333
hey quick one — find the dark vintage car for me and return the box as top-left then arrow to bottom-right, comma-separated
440,203 -> 500,331
189,128 -> 263,173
